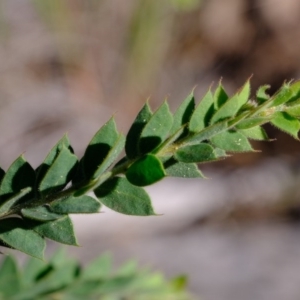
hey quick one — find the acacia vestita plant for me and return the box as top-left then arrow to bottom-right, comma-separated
0,79 -> 299,259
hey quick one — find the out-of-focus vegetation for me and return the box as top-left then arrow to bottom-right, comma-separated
0,249 -> 191,300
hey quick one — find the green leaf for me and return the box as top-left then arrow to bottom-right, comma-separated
271,111 -> 300,139
285,104 -> 300,117
164,159 -> 204,178
214,83 -> 228,109
270,83 -> 293,107
287,80 -> 300,104
36,135 -> 71,186
0,218 -> 45,259
139,101 -> 173,153
189,89 -> 214,132
170,91 -> 195,135
81,253 -> 112,280
39,146 -> 78,195
83,118 -> 124,179
184,121 -> 228,144
0,187 -> 32,215
94,177 -> 155,216
238,79 -> 251,105
211,131 -> 254,152
239,126 -> 269,141
0,155 -> 35,205
126,154 -> 165,186
22,205 -> 63,221
31,215 -> 78,246
174,143 -> 218,163
0,255 -> 21,297
256,85 -> 270,104
211,80 -> 250,124
125,102 -> 152,159
235,116 -> 271,129
50,195 -> 101,214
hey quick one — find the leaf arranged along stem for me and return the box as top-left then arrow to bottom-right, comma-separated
0,78 -> 300,259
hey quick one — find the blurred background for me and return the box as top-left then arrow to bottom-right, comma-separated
2,0 -> 300,299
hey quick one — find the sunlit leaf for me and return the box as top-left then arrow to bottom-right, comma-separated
211,131 -> 254,152
184,121 -> 228,144
271,112 -> 300,139
175,143 -> 218,163
39,146 -> 78,195
239,126 -> 269,141
95,177 -> 155,216
139,101 -> 173,153
36,135 -> 70,186
164,158 -> 204,178
189,89 -> 214,132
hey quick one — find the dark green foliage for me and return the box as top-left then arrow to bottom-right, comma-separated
0,249 -> 191,300
125,102 -> 152,159
126,154 -> 165,186
94,177 -> 155,216
50,195 -> 101,214
0,78 -> 299,258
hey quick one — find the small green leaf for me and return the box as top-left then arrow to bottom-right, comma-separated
271,112 -> 300,139
0,218 -> 45,259
239,126 -> 269,141
164,159 -> 204,178
175,143 -> 218,163
214,83 -> 228,109
22,205 -> 63,221
184,121 -> 228,144
125,103 -> 152,159
211,81 -> 250,124
211,131 -> 254,152
256,85 -> 270,104
0,156 -> 35,205
270,83 -> 293,107
139,101 -> 173,153
170,91 -> 195,135
189,89 -> 214,132
126,154 -> 165,187
238,79 -> 251,106
50,195 -> 101,214
83,118 -> 123,179
285,104 -> 300,117
235,116 -> 271,129
287,80 -> 300,104
0,187 -> 32,215
31,215 -> 78,246
36,135 -> 71,186
39,146 -> 78,195
0,255 -> 21,297
95,177 -> 155,216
